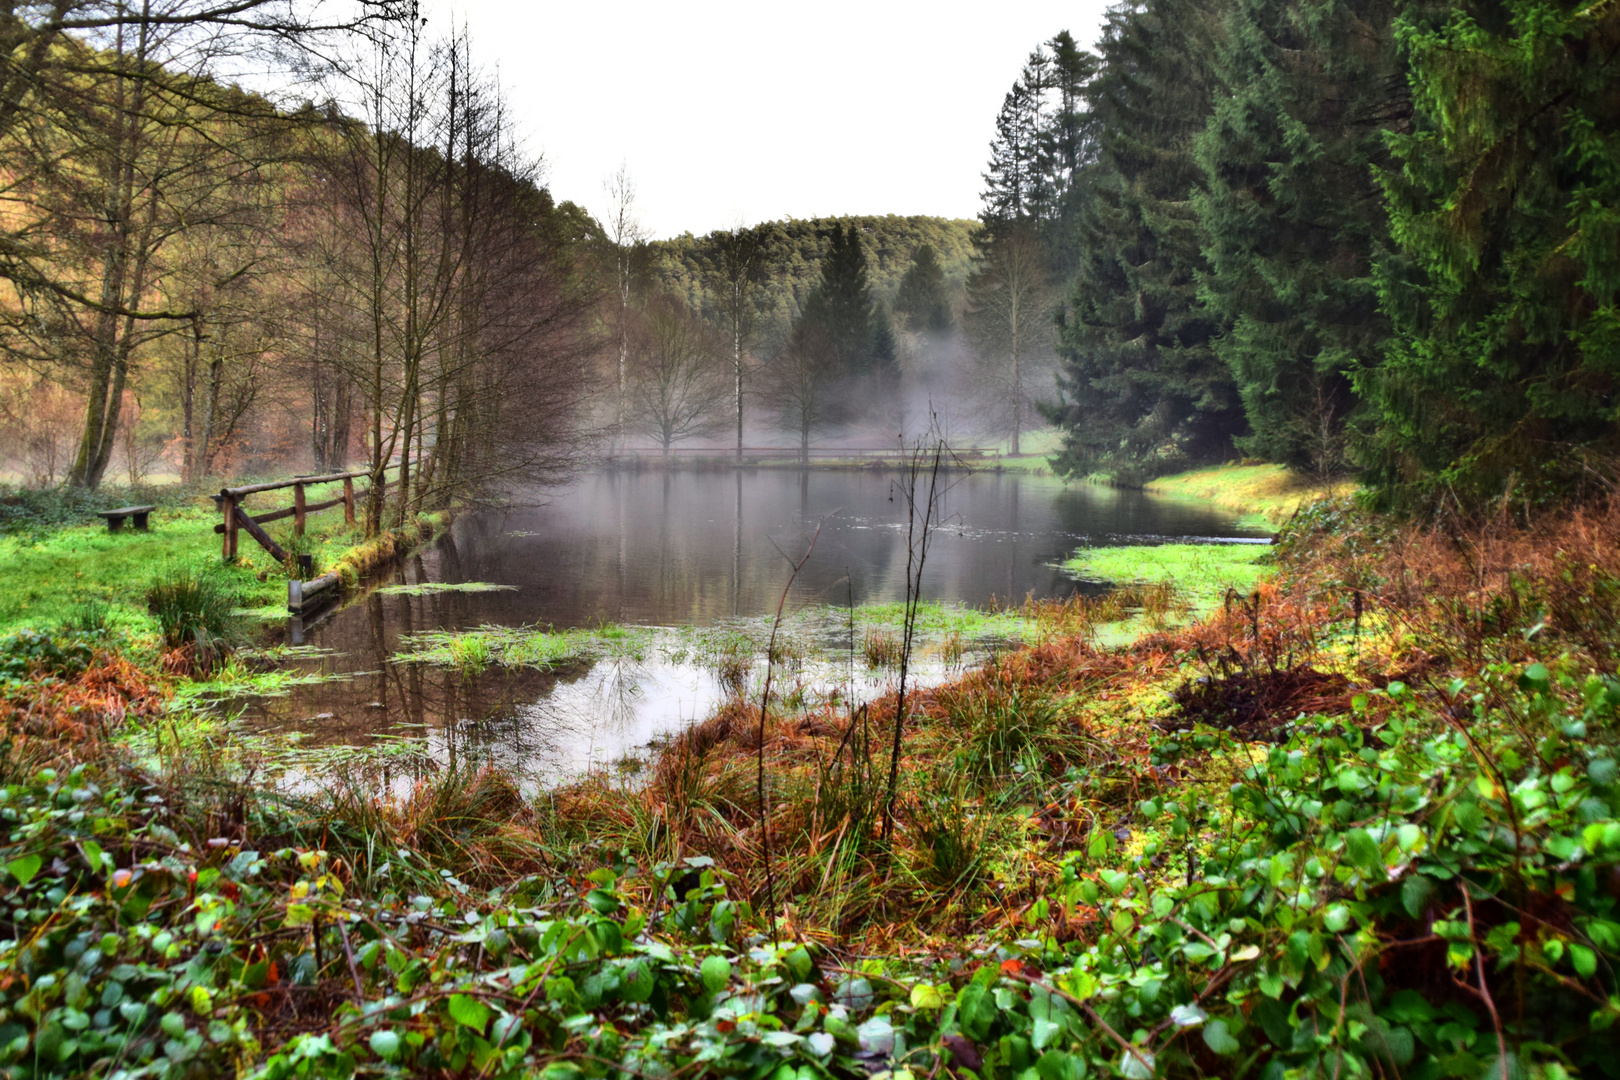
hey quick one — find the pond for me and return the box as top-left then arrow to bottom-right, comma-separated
231,468 -> 1269,785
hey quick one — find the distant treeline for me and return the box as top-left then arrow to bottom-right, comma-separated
644,216 -> 979,344
987,0 -> 1620,506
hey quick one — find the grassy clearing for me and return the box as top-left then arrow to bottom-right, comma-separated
1064,541 -> 1273,607
1138,461 -> 1355,525
0,492 -> 382,642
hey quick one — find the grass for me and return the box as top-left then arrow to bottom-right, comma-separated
0,489 -> 378,641
1138,461 -> 1356,525
1064,541 -> 1272,608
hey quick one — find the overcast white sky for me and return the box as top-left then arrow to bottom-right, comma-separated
433,0 -> 1112,239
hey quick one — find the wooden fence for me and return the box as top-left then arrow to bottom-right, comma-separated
215,462 -> 405,563
609,446 -> 1004,463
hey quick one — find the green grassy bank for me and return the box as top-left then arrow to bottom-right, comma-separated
1138,462 -> 1355,526
0,482 -> 444,646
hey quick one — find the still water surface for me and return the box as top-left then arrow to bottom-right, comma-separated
245,469 -> 1266,783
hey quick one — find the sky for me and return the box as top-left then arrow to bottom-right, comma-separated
438,0 -> 1113,240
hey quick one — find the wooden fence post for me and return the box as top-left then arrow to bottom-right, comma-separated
343,476 -> 355,526
222,493 -> 239,560
294,482 -> 307,538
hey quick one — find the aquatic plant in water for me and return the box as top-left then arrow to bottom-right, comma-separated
374,581 -> 518,596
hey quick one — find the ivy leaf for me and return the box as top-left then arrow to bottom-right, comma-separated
1119,1048 -> 1156,1079
1170,1004 -> 1207,1028
1203,1019 -> 1241,1055
1570,944 -> 1597,979
910,984 -> 945,1011
1402,875 -> 1435,920
369,1030 -> 401,1059
700,955 -> 731,993
856,1017 -> 895,1056
6,854 -> 41,886
1343,829 -> 1383,875
1518,664 -> 1551,693
447,994 -> 490,1032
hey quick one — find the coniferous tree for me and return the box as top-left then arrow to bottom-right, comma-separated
981,79 -> 1041,230
894,244 -> 953,334
1362,0 -> 1620,505
798,222 -> 894,380
1039,31 -> 1101,274
1047,0 -> 1246,482
1195,0 -> 1406,477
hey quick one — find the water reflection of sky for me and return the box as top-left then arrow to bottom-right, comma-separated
240,469 -> 1266,785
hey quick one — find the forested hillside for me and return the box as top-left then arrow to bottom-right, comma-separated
0,6 -> 604,519
647,216 -> 978,342
985,0 -> 1620,504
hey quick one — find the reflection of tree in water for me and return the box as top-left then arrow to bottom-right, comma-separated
229,470 -> 1261,784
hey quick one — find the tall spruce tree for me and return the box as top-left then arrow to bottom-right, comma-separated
1047,0 -> 1246,483
798,221 -> 895,380
1363,0 -> 1620,505
981,78 -> 1042,229
894,243 -> 953,334
1194,0 -> 1406,476
981,33 -> 1098,264
1039,31 -> 1101,275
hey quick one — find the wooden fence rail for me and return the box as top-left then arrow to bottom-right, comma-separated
216,461 -> 407,562
612,446 -> 1005,461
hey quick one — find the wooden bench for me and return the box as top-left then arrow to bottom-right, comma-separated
96,505 -> 155,532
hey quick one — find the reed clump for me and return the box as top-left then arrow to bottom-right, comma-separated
146,563 -> 239,673
861,629 -> 902,668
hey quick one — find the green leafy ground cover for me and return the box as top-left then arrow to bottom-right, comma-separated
3,500 -> 1619,1079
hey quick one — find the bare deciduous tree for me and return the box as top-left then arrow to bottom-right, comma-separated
964,224 -> 1054,455
628,296 -> 728,454
602,163 -> 646,450
707,222 -> 764,460
759,321 -> 838,464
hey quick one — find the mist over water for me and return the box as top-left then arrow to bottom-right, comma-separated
244,468 -> 1266,783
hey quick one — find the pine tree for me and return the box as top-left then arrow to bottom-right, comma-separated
981,80 -> 1041,230
894,243 -> 953,334
1047,0 -> 1246,483
799,222 -> 894,380
1194,0 -> 1405,477
1040,31 -> 1101,276
1362,0 -> 1620,505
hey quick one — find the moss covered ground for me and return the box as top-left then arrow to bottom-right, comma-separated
1064,542 -> 1273,606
